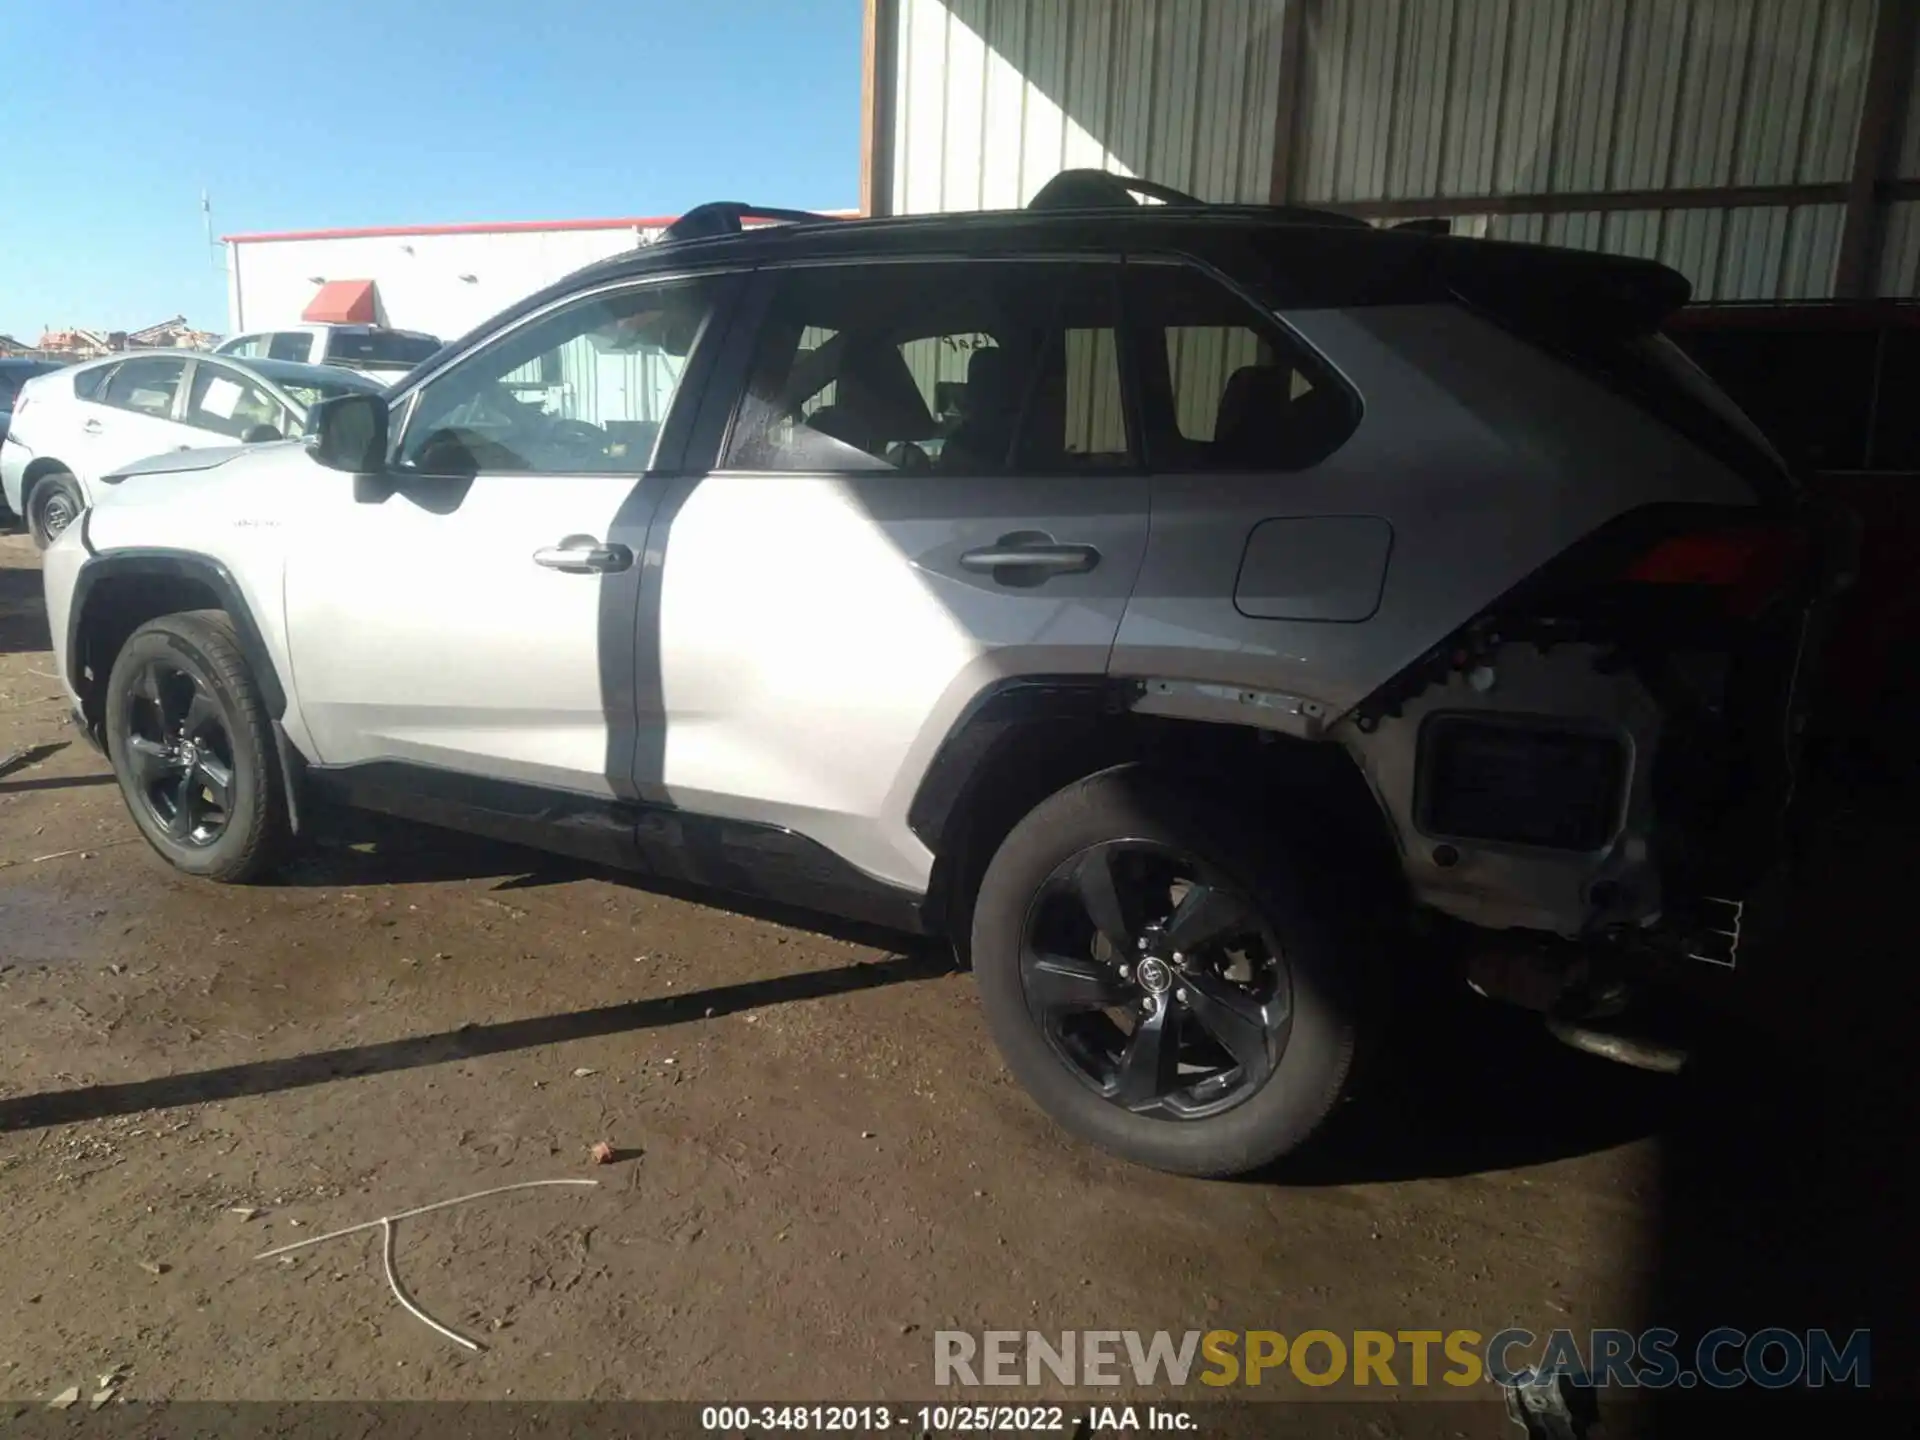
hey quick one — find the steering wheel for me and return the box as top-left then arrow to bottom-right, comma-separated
544,416 -> 611,461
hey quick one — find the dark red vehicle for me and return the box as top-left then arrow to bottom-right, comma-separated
1668,302 -> 1920,779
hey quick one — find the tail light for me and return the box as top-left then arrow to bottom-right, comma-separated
1618,521 -> 1808,617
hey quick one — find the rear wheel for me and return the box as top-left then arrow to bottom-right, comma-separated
27,470 -> 83,549
971,767 -> 1368,1176
104,611 -> 289,882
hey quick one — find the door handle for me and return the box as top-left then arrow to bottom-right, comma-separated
533,538 -> 633,573
83,419 -> 103,434
959,542 -> 1101,576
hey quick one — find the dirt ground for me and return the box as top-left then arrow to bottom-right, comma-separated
0,526 -> 1909,1424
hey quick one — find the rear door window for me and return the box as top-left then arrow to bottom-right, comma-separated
100,357 -> 187,420
267,332 -> 313,362
724,260 -> 1132,476
324,329 -> 440,369
184,364 -> 289,440
1125,264 -> 1358,472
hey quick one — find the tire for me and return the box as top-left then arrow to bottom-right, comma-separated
104,610 -> 289,882
26,469 -> 83,550
970,766 -> 1368,1177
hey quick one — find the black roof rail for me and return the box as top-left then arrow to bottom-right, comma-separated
1026,168 -> 1373,229
1028,170 -> 1205,210
657,202 -> 838,244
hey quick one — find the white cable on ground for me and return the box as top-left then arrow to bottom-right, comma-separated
253,1177 -> 600,1351
381,1215 -> 479,1352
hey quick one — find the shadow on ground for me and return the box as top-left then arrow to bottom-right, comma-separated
1648,789 -> 1918,1405
0,948 -> 956,1133
0,563 -> 49,655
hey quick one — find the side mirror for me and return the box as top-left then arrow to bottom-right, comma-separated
304,393 -> 388,472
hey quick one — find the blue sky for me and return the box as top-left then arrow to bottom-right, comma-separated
0,0 -> 863,340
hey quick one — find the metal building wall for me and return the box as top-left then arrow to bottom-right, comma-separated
888,0 -> 1289,210
1297,0 -> 1875,300
877,0 -> 1913,302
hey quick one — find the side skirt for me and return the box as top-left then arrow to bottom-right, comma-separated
303,761 -> 932,937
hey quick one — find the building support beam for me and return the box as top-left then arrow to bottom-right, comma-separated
860,0 -> 899,218
1336,179 -> 1920,222
1267,0 -> 1308,204
1835,0 -> 1919,298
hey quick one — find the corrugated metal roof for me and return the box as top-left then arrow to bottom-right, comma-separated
1298,0 -> 1875,203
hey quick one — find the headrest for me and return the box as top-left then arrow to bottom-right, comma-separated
1216,365 -> 1294,445
965,347 -> 1018,408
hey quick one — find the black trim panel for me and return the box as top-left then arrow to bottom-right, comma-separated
907,676 -> 1115,850
305,761 -> 930,937
66,549 -> 289,720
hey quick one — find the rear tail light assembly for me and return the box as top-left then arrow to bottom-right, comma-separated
1615,521 -> 1810,618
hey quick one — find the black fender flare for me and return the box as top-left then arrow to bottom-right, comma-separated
67,548 -> 289,719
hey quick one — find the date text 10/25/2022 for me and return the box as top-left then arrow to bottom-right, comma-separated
700,1406 -> 1192,1432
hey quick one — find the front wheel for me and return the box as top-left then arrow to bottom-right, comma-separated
971,768 -> 1368,1177
105,611 -> 289,882
27,470 -> 84,549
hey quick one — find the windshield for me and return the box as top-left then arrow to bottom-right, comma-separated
323,329 -> 440,368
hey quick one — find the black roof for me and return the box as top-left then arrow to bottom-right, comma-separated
411,171 -> 1691,378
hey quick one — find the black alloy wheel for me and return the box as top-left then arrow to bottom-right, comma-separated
1021,840 -> 1290,1120
971,767 -> 1367,1176
104,611 -> 289,882
122,657 -> 239,847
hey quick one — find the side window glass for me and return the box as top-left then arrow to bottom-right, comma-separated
267,332 -> 311,362
724,262 -> 1130,475
1129,265 -> 1357,472
185,366 -> 285,440
74,365 -> 113,401
101,358 -> 186,420
397,275 -> 723,476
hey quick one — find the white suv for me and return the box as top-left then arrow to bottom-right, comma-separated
39,177 -> 1850,1176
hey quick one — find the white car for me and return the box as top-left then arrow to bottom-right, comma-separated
214,324 -> 441,383
1,352 -> 384,546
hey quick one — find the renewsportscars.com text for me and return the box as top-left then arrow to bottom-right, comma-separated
934,1327 -> 1871,1390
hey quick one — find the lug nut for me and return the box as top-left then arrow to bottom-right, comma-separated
1175,988 -> 1187,1003
1171,951 -> 1184,964
1118,964 -> 1130,979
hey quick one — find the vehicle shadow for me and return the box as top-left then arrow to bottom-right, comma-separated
1647,797 -> 1919,1404
0,947 -> 956,1134
280,808 -> 924,954
0,562 -> 49,655
1273,988 -> 1672,1187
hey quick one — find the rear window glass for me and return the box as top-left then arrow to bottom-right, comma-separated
323,330 -> 439,368
74,366 -> 111,400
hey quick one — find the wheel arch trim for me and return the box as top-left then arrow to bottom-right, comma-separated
66,549 -> 289,726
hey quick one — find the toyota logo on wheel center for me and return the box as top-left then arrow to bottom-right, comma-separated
1134,956 -> 1173,995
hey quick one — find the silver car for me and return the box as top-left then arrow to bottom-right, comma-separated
40,173 -> 1851,1176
